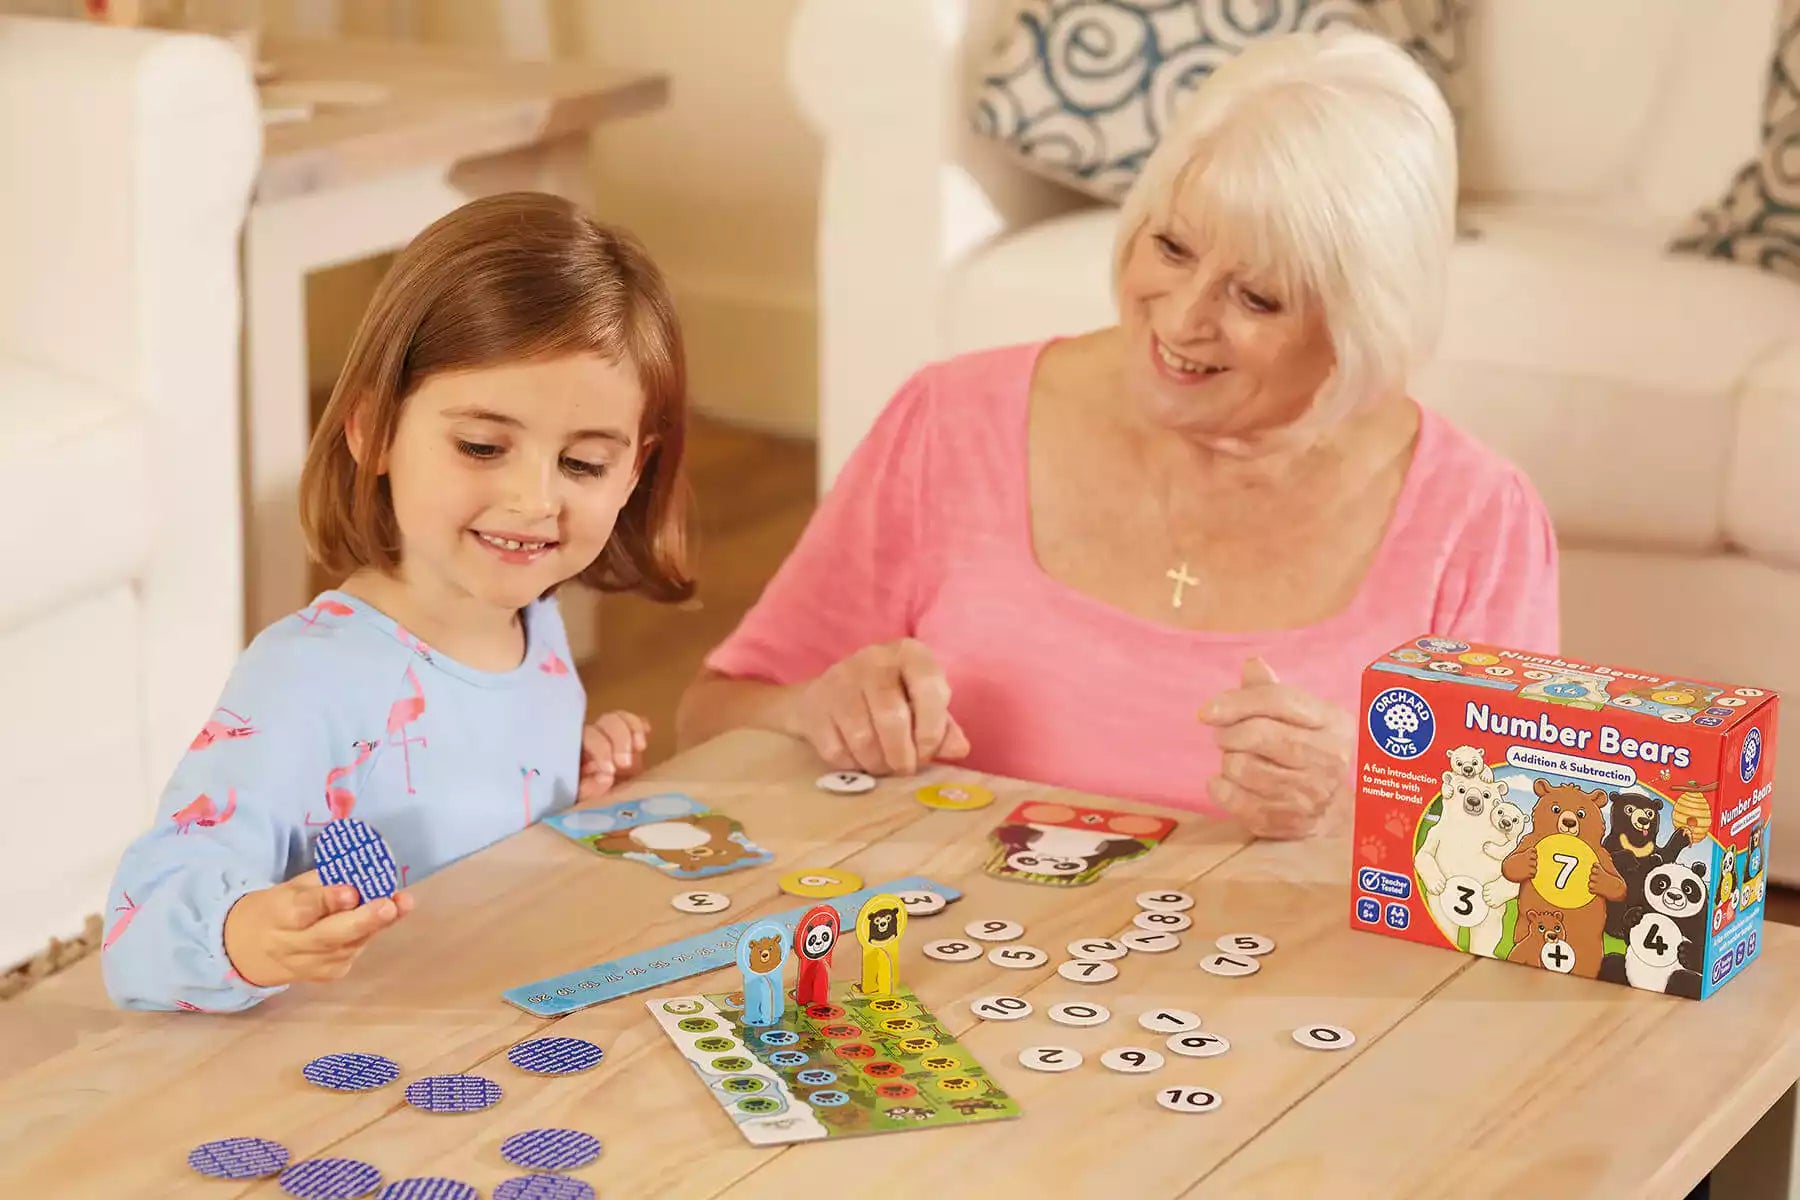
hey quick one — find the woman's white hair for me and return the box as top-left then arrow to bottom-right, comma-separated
1112,27 -> 1457,423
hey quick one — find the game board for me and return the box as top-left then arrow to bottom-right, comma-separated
502,875 -> 962,1016
542,792 -> 772,879
648,981 -> 1020,1145
985,800 -> 1175,887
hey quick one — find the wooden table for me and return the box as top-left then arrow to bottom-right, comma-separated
3,731 -> 1798,1197
242,35 -> 666,652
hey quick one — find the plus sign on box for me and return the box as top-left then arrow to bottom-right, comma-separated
1350,636 -> 1780,1000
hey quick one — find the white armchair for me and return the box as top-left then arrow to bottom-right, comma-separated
789,1 -> 1800,881
0,15 -> 260,969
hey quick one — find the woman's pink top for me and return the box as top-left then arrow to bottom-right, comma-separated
705,340 -> 1560,814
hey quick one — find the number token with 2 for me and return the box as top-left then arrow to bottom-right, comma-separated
1019,1046 -> 1082,1073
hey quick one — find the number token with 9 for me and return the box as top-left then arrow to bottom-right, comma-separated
1438,875 -> 1489,928
1166,1031 -> 1230,1058
1057,959 -> 1118,984
965,919 -> 1024,942
1100,1047 -> 1164,1074
922,939 -> 983,963
671,890 -> 730,915
1134,910 -> 1192,933
1019,1046 -> 1082,1073
1157,1086 -> 1222,1114
1136,890 -> 1194,913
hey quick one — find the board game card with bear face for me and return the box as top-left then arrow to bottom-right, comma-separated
983,801 -> 1176,887
543,791 -> 773,879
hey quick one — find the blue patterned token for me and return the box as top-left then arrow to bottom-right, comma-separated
374,1179 -> 479,1200
505,1037 -> 604,1076
499,1129 -> 603,1172
494,1176 -> 596,1200
313,818 -> 383,861
403,1074 -> 503,1113
188,1136 -> 290,1179
303,1053 -> 400,1092
278,1157 -> 383,1200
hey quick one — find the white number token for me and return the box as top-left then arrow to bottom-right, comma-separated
1166,1031 -> 1230,1058
1293,1024 -> 1356,1051
1120,930 -> 1180,953
1101,1047 -> 1164,1074
898,889 -> 947,917
1200,952 -> 1260,977
971,995 -> 1032,1021
671,891 -> 729,914
1066,937 -> 1128,961
1057,958 -> 1119,984
989,944 -> 1049,970
1136,890 -> 1194,913
1440,874 -> 1489,928
1214,933 -> 1275,957
1157,1085 -> 1222,1114
923,939 -> 983,963
1019,1046 -> 1082,1073
965,919 -> 1024,942
815,770 -> 876,795
1137,1009 -> 1202,1034
1049,1002 -> 1111,1027
1134,909 -> 1192,933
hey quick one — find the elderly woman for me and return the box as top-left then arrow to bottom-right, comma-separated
674,29 -> 1558,838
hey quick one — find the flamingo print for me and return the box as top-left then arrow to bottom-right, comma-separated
306,740 -> 377,825
172,788 -> 237,833
386,667 -> 428,794
539,652 -> 570,676
520,766 -> 540,824
190,707 -> 255,751
102,892 -> 140,950
296,599 -> 354,628
395,625 -> 434,661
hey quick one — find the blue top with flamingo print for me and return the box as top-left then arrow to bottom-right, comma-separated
100,590 -> 586,1013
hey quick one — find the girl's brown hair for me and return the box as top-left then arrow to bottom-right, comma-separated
300,191 -> 694,603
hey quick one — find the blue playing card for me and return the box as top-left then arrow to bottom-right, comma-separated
312,819 -> 400,902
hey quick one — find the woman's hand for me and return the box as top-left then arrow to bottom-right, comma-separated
1199,657 -> 1354,840
786,638 -> 971,775
579,710 -> 651,802
222,871 -> 414,988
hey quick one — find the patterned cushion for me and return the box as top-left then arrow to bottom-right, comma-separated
971,0 -> 1466,203
1669,0 -> 1800,283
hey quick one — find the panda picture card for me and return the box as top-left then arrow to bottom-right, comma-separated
544,792 -> 774,879
984,801 -> 1176,887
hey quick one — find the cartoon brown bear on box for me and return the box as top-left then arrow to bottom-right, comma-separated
1501,779 -> 1627,978
1507,908 -> 1567,969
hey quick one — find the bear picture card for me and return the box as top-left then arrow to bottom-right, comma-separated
983,800 -> 1176,887
544,792 -> 774,879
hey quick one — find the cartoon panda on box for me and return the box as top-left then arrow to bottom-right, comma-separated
1599,859 -> 1707,998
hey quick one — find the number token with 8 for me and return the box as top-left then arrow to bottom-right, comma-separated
1134,909 -> 1192,933
922,939 -> 983,963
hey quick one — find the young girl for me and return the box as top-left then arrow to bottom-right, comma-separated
101,192 -> 694,1013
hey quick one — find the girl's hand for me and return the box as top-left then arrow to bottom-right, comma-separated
579,710 -> 650,802
786,638 -> 971,776
222,871 -> 414,988
1199,657 -> 1354,840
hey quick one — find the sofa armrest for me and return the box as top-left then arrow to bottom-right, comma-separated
0,16 -> 261,788
787,0 -> 1090,488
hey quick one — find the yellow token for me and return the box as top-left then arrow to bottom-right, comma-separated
916,782 -> 995,811
778,868 -> 863,899
1532,833 -> 1599,908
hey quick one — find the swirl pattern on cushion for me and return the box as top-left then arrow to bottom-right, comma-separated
971,0 -> 1466,203
1670,0 -> 1800,282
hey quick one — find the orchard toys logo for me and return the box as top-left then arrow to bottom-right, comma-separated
1369,687 -> 1435,760
1742,728 -> 1763,783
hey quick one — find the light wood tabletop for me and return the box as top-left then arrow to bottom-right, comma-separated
3,730 -> 1797,1198
254,35 -> 669,203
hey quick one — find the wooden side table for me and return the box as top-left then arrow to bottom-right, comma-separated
242,35 -> 669,655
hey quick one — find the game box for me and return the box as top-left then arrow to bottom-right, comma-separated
1350,636 -> 1779,999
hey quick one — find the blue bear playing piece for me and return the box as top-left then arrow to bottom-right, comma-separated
736,920 -> 789,1028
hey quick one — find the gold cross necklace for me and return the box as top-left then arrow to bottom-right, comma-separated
1165,562 -> 1200,609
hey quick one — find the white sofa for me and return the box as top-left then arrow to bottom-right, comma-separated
788,0 -> 1800,884
0,16 -> 260,970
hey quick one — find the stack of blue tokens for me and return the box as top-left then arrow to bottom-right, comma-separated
313,818 -> 401,902
372,1178 -> 480,1199
493,1176 -> 596,1200
505,1037 -> 604,1076
188,1136 -> 290,1180
276,1157 -> 382,1200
